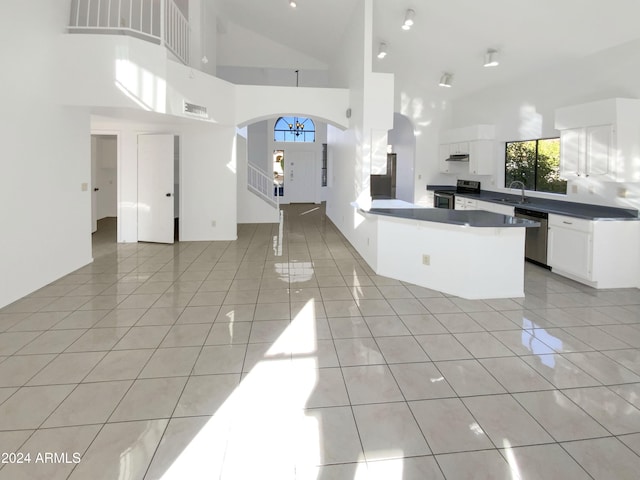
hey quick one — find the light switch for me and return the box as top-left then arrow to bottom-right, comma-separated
81,183 -> 88,191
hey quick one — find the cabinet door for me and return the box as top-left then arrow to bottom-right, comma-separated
585,125 -> 613,177
548,222 -> 593,280
468,141 -> 493,175
455,197 -> 465,210
454,142 -> 469,155
464,199 -> 477,210
560,129 -> 584,176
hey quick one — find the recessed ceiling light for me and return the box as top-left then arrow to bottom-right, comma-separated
484,49 -> 499,67
402,9 -> 415,30
438,73 -> 453,87
377,42 -> 388,59
289,0 -> 297,7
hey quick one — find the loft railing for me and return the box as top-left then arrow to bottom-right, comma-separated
248,163 -> 280,209
68,0 -> 189,65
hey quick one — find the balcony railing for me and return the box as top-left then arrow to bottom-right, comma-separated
68,0 -> 189,65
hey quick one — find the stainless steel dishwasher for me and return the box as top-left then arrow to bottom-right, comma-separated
514,207 -> 549,267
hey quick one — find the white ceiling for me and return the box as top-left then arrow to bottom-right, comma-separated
215,0 -> 640,98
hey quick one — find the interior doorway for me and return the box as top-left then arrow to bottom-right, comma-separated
91,134 -> 118,245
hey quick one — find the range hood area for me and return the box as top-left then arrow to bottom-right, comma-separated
446,153 -> 469,161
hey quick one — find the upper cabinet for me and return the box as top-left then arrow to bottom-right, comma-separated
439,125 -> 495,175
559,125 -> 614,178
469,140 -> 494,175
555,98 -> 640,182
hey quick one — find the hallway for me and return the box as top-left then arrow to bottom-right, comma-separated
0,204 -> 640,479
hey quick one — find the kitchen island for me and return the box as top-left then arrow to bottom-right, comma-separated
357,201 -> 538,299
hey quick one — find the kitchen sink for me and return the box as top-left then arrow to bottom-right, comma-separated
491,197 -> 530,204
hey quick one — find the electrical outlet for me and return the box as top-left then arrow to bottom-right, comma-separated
211,220 -> 216,227
571,184 -> 578,194
367,237 -> 370,246
422,254 -> 430,266
81,183 -> 88,192
618,187 -> 628,198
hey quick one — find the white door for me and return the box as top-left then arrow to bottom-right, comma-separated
586,125 -> 613,176
91,136 -> 98,233
138,134 -> 175,244
286,151 -> 316,203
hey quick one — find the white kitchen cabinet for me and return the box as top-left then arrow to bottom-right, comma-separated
450,142 -> 469,155
439,143 -> 469,173
439,144 -> 452,173
547,213 -> 639,288
548,214 -> 593,281
463,198 -> 477,210
425,190 -> 435,207
555,98 -> 640,182
468,140 -> 494,175
560,125 -> 613,178
455,197 -> 465,210
475,200 -> 514,216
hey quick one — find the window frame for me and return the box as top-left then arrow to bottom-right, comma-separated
274,116 -> 316,143
504,137 -> 566,194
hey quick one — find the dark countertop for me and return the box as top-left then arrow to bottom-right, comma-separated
363,208 -> 539,228
426,185 -> 456,192
426,185 -> 639,220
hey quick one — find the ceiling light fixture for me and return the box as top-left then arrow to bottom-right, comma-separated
288,69 -> 306,137
402,9 -> 415,30
377,42 -> 388,59
438,73 -> 453,87
289,0 -> 297,7
484,49 -> 499,67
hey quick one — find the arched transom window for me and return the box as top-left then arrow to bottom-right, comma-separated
274,116 -> 315,142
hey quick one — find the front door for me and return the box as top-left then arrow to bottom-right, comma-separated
286,151 -> 316,203
137,134 -> 175,244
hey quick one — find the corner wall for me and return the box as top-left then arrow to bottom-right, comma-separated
0,0 -> 93,308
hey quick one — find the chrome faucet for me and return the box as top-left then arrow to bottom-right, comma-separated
508,180 -> 526,203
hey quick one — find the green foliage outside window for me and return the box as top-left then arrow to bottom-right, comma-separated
505,138 -> 567,194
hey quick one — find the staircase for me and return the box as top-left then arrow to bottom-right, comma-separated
247,163 -> 279,209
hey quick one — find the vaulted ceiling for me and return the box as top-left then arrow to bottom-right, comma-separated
215,0 -> 640,98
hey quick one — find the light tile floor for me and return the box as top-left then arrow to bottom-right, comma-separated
1,204 -> 640,479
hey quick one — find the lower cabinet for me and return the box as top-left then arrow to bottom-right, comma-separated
547,214 -> 639,288
455,198 -> 477,210
547,214 -> 593,281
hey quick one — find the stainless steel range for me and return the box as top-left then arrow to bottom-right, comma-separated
433,180 -> 481,209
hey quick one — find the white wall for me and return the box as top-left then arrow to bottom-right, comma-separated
325,0 -> 395,267
0,0 -> 93,308
217,20 -> 327,71
180,124 -> 237,240
450,38 -> 640,212
235,85 -> 349,129
217,66 -> 329,88
188,0 -> 218,76
248,121 -> 270,173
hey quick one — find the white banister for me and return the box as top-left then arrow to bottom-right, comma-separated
68,0 -> 189,65
248,164 -> 280,209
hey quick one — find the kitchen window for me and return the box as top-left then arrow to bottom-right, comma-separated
505,138 -> 567,194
